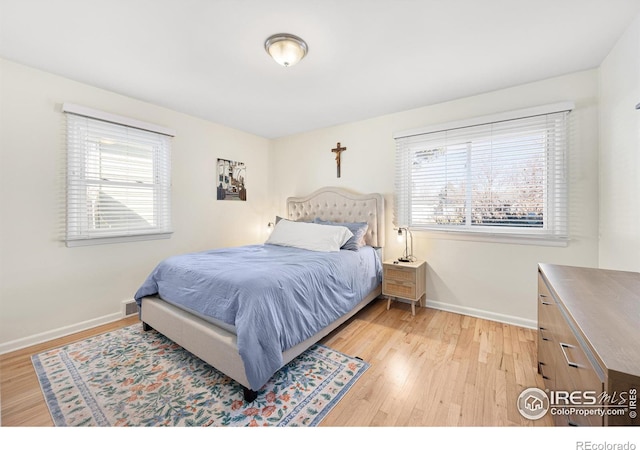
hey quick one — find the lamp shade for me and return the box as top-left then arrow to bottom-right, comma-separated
265,33 -> 308,67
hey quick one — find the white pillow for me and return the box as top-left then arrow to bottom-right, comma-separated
265,219 -> 353,252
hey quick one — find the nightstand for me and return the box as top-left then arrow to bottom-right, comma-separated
383,260 -> 426,316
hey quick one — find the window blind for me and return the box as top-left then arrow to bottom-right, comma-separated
64,106 -> 173,246
394,105 -> 571,241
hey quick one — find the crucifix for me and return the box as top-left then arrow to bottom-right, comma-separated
331,142 -> 347,178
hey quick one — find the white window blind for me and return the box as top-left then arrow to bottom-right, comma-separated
64,104 -> 173,246
394,104 -> 571,243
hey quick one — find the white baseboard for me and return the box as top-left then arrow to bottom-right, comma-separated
0,299 -> 536,355
0,312 -> 122,355
424,299 -> 537,330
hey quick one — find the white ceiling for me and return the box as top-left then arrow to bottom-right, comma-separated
1,0 -> 639,139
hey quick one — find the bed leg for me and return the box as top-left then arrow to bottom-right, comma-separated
142,322 -> 153,332
243,387 -> 258,403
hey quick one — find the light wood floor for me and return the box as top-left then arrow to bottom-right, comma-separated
0,299 -> 553,427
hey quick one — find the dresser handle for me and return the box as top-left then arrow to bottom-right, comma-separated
560,342 -> 579,368
539,327 -> 551,341
539,362 -> 550,380
539,294 -> 551,305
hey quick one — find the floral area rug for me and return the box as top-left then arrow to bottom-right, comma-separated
31,324 -> 368,427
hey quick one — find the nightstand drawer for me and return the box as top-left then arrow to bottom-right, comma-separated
383,280 -> 416,299
384,266 -> 417,283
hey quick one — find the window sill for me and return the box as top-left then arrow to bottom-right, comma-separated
415,229 -> 569,247
65,232 -> 172,247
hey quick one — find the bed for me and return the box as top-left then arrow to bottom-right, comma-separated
134,187 -> 385,402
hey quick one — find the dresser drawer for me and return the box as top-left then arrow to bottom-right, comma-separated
538,273 -> 553,299
554,357 -> 604,426
384,265 -> 417,283
383,280 -> 416,299
538,337 -> 555,387
538,273 -> 561,333
538,298 -> 558,377
537,291 -> 555,327
551,303 -> 602,389
556,337 -> 603,395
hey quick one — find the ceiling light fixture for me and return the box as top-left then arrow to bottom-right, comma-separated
264,33 -> 308,67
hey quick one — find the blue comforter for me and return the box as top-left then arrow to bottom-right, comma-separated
134,244 -> 382,390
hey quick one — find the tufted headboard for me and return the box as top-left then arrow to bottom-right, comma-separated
286,187 -> 385,248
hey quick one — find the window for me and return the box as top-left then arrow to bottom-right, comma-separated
394,103 -> 572,244
64,104 -> 174,246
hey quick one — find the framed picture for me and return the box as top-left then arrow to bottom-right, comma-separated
216,158 -> 246,201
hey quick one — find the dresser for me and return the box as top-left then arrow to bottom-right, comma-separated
383,260 -> 426,316
537,263 -> 640,426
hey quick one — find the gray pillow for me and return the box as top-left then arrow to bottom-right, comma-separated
313,219 -> 368,251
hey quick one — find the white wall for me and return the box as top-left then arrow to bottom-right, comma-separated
271,71 -> 601,327
3,34 -> 632,349
598,14 -> 640,272
0,59 -> 271,351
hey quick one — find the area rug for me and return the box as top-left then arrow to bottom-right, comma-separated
31,324 -> 368,427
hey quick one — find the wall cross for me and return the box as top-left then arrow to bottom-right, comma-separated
331,142 -> 347,178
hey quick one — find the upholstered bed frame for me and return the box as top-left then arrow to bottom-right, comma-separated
140,187 -> 385,401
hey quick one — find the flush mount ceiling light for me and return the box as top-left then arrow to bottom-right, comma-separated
264,33 -> 308,67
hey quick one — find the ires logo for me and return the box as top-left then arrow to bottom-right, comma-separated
518,387 -> 636,420
548,390 -> 627,406
548,390 -> 598,405
517,388 -> 550,420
